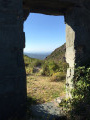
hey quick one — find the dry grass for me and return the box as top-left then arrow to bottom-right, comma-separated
27,74 -> 66,104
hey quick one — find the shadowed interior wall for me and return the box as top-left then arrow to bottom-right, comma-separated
0,0 -> 26,119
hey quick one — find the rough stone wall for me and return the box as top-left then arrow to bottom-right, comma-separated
65,24 -> 75,98
0,0 -> 26,119
23,0 -> 77,17
65,4 -> 90,97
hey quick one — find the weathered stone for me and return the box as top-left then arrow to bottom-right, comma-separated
65,5 -> 90,97
23,0 -> 77,19
0,0 -> 26,119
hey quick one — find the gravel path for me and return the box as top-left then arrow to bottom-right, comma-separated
29,97 -> 66,120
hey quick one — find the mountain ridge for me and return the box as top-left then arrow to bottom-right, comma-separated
45,43 -> 66,62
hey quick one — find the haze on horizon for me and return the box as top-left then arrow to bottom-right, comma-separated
24,13 -> 66,54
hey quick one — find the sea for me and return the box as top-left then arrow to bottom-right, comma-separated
24,52 -> 51,60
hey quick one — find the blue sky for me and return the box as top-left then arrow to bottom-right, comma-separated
24,13 -> 66,53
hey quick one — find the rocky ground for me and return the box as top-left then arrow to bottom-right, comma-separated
28,97 -> 66,120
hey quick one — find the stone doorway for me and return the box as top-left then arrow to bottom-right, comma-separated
24,13 -> 67,119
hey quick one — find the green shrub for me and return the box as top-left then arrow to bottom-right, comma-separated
42,60 -> 68,76
25,66 -> 34,74
33,60 -> 43,67
60,66 -> 90,119
50,72 -> 66,82
24,55 -> 68,77
42,61 -> 59,76
58,61 -> 68,72
41,64 -> 50,76
71,67 -> 90,117
24,55 -> 44,74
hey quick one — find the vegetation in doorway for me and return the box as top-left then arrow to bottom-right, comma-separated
24,55 -> 68,81
24,55 -> 67,103
24,43 -> 68,105
59,66 -> 90,120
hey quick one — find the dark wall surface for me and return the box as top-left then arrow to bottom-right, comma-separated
0,0 -> 27,119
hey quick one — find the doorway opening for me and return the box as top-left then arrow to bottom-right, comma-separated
24,13 -> 68,119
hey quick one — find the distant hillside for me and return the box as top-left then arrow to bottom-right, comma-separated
45,43 -> 66,62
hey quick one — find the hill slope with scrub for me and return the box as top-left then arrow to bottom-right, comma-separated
45,43 -> 66,62
24,43 -> 67,105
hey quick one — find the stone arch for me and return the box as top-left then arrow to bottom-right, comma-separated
0,0 -> 90,119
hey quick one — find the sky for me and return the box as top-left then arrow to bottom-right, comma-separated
24,13 -> 66,53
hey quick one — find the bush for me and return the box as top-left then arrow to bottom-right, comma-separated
60,66 -> 90,120
34,60 -> 44,67
70,67 -> 90,118
42,61 -> 59,76
25,66 -> 34,74
41,64 -> 50,76
58,61 -> 68,72
24,55 -> 44,74
50,72 -> 66,82
42,60 -> 68,76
